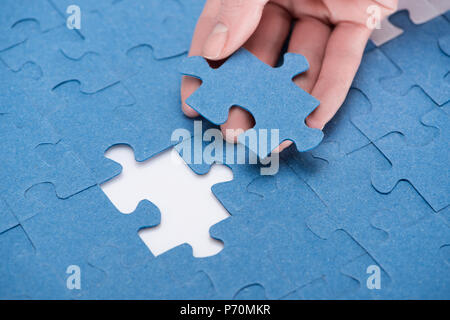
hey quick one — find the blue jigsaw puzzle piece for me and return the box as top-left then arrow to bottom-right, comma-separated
0,0 -> 63,51
181,48 -> 323,159
157,232 -> 293,299
379,10 -> 450,105
351,49 -> 439,145
0,25 -> 116,93
371,108 -> 450,212
269,226 -> 367,300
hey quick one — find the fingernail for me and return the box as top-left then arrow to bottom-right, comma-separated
203,23 -> 228,59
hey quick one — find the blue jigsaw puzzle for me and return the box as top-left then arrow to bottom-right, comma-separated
181,48 -> 323,159
0,1 -> 449,300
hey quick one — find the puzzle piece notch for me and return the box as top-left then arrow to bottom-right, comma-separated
182,48 -> 323,159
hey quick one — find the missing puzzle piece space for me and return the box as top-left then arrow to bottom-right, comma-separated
100,145 -> 233,258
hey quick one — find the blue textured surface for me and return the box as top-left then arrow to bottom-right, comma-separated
372,108 -> 450,212
0,1 -> 449,300
284,142 -> 450,298
0,25 -> 115,94
0,62 -> 95,227
0,0 -> 63,51
379,10 -> 450,105
181,48 -> 324,159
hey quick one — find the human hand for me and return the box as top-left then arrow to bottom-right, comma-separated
181,0 -> 398,151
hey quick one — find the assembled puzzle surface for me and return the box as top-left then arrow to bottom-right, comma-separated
0,0 -> 449,299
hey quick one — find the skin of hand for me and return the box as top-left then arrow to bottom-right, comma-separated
181,0 -> 398,152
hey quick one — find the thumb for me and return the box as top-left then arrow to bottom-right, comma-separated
203,0 -> 269,60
